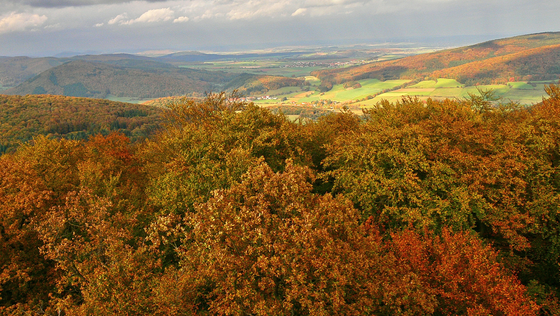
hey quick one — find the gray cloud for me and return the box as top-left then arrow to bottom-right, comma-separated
1,0 -> 559,56
4,0 -> 169,8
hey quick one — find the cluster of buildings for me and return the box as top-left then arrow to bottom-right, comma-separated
282,60 -> 365,68
235,95 -> 278,102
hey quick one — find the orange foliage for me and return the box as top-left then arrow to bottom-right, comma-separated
383,228 -> 539,315
313,33 -> 560,85
3,90 -> 558,314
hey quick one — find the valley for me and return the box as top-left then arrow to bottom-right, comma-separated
3,33 -> 560,112
0,45 -> 442,104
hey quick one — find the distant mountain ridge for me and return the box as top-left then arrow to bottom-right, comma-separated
157,51 -> 306,63
0,50 -> 309,90
1,51 -> 311,98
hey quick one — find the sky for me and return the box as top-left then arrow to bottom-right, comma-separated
0,0 -> 559,56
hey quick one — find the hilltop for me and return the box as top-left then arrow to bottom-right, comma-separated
313,32 -> 560,85
4,60 -> 236,99
0,56 -> 64,89
223,73 -> 306,95
0,94 -> 163,153
432,43 -> 560,84
2,53 -> 311,99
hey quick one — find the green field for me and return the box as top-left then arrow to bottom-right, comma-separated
410,80 -> 437,89
435,79 -> 463,88
290,79 -> 409,103
251,77 -> 552,110
507,82 -> 535,90
358,81 -> 550,107
430,84 -> 546,103
106,95 -> 155,104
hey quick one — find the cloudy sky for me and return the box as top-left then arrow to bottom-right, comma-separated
0,0 -> 559,56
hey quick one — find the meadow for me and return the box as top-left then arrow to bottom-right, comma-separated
253,78 -> 408,105
252,77 -> 554,109
106,94 -> 156,104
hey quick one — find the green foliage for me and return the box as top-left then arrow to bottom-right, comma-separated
143,92 -> 312,218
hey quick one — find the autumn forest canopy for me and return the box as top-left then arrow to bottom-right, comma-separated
2,81 -> 560,314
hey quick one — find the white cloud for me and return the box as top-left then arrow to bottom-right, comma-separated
0,12 -> 48,33
2,0 -> 559,57
211,0 -> 294,20
108,13 -> 128,25
304,0 -> 360,6
173,16 -> 189,23
122,8 -> 174,25
292,8 -> 307,16
184,0 -> 380,21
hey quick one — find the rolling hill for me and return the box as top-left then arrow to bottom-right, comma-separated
223,73 -> 305,95
313,32 -> 560,86
4,60 -> 236,99
0,50 -> 319,92
431,43 -> 560,84
0,56 -> 64,89
0,94 -> 163,153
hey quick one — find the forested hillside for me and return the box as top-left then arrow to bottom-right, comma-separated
314,32 -> 560,86
0,56 -> 64,88
0,94 -> 162,154
432,44 -> 560,84
4,60 -> 236,99
224,73 -> 306,95
2,86 -> 560,314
